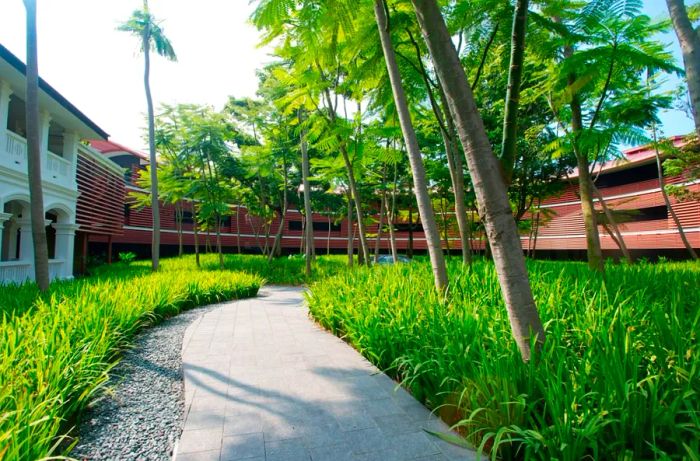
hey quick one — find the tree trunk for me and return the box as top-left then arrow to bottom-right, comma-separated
347,192 -> 354,266
236,205 -> 241,253
592,185 -> 632,264
374,165 -> 388,262
269,160 -> 289,262
300,112 -> 313,278
408,27 -> 471,266
193,204 -> 200,267
563,40 -> 604,272
500,0 -> 529,184
652,127 -> 698,259
375,0 -> 448,291
176,203 -> 183,256
411,0 -> 545,359
23,0 -> 49,291
327,215 -> 332,255
215,214 -> 224,269
407,199 -> 414,258
143,4 -> 160,272
667,0 -> 700,137
386,171 -> 399,262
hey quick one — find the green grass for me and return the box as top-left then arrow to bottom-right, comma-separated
205,253 -> 352,285
306,258 -> 700,460
0,257 -> 262,460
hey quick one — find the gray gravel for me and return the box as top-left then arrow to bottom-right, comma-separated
71,303 -> 222,461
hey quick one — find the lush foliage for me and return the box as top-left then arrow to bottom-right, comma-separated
307,258 -> 700,460
0,258 -> 261,460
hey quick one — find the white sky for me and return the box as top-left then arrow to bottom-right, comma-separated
0,1 -> 272,151
0,0 -> 693,152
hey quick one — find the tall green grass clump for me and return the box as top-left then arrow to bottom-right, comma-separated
307,259 -> 700,460
0,258 -> 261,460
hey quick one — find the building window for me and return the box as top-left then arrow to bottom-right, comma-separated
597,205 -> 667,224
181,211 -> 194,224
289,220 -> 341,232
394,223 -> 424,232
595,163 -> 658,188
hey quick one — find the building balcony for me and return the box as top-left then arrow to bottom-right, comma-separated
2,129 -> 75,191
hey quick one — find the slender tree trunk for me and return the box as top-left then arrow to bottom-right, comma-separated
269,160 -> 289,262
23,0 -> 49,291
408,28 -> 471,266
327,215 -> 332,255
532,199 -> 541,259
374,165 -> 388,262
652,128 -> 698,259
375,0 -> 448,291
667,0 -> 700,138
193,204 -> 200,267
441,195 -> 450,253
216,214 -> 224,269
300,111 -> 313,278
408,199 -> 414,258
500,0 -> 529,184
347,191 -> 354,266
143,3 -> 159,272
387,172 -> 399,262
411,0 -> 545,359
592,185 -> 632,263
176,203 -> 183,256
236,205 -> 241,253
563,40 -> 604,272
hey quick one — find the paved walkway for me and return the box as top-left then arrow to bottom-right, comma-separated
176,286 -> 476,461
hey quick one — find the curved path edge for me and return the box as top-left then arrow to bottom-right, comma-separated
176,286 -> 477,461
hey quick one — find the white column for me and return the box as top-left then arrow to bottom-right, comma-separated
63,131 -> 79,176
52,223 -> 79,278
0,212 -> 13,261
17,218 -> 34,263
0,81 -> 13,154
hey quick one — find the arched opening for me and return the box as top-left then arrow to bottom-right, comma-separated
1,199 -> 29,262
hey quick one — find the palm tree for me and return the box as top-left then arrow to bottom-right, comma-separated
373,0 -> 448,292
666,0 -> 700,138
119,0 -> 176,271
23,0 -> 49,291
410,0 -> 545,361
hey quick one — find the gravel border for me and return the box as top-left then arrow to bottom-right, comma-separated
71,303 -> 223,460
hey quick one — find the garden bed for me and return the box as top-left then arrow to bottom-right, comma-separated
0,257 -> 262,460
306,258 -> 700,460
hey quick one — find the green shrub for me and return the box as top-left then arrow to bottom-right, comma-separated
0,258 -> 261,460
307,258 -> 700,460
118,251 -> 137,264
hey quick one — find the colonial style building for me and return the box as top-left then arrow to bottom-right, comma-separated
0,43 -> 123,284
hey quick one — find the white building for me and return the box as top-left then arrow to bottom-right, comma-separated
0,43 -> 110,284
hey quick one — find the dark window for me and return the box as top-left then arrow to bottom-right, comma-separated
181,211 -> 194,224
595,163 -> 658,188
394,223 -> 424,232
220,216 -> 231,228
597,205 -> 667,224
289,220 -> 341,232
124,204 -> 131,225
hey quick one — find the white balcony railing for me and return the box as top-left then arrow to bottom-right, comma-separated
6,130 -> 27,167
0,259 -> 67,285
2,130 -> 74,190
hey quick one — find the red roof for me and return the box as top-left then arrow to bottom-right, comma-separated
569,135 -> 686,179
88,140 -> 148,160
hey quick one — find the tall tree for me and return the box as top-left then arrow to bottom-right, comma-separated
410,0 -> 545,360
500,0 -> 529,184
374,0 -> 448,291
119,0 -> 177,271
23,0 -> 49,291
666,0 -> 700,137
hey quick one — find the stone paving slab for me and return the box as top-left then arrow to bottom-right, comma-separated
175,286 -> 477,461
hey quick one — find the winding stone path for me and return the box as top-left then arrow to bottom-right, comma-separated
176,286 -> 476,461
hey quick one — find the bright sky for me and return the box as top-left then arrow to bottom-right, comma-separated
0,0 -> 693,152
